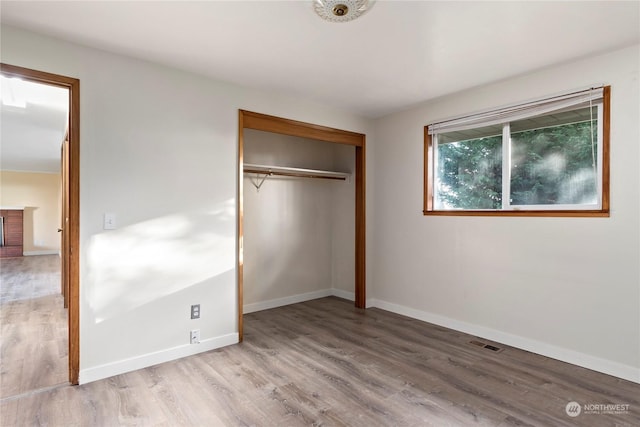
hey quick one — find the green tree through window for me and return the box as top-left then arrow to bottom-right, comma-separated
510,120 -> 597,206
437,135 -> 502,209
425,86 -> 609,216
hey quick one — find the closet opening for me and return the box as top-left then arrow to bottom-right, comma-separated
237,110 -> 365,340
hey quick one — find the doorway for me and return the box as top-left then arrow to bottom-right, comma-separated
237,110 -> 366,340
0,63 -> 80,386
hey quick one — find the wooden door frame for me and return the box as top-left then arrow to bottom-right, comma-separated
61,138 -> 70,309
1,63 -> 80,385
237,110 -> 366,340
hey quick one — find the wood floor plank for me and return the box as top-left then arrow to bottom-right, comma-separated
2,296 -> 639,426
0,255 -> 68,399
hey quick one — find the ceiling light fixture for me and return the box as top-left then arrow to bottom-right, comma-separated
313,0 -> 375,23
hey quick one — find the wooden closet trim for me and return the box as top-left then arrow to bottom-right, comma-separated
237,110 -> 366,340
241,110 -> 364,147
1,63 -> 80,385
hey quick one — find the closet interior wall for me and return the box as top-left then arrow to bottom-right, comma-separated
243,129 -> 355,311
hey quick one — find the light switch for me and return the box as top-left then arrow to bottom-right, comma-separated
103,212 -> 117,230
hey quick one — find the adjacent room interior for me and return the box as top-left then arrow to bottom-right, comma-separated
0,75 -> 70,397
0,1 -> 639,426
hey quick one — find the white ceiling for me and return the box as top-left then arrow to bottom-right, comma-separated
0,77 -> 68,173
2,1 -> 638,118
1,1 -> 639,121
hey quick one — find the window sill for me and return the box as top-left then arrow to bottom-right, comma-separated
422,210 -> 610,217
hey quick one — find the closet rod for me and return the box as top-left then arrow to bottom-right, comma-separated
243,163 -> 350,181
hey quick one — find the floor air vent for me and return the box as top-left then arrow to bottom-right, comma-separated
469,340 -> 503,353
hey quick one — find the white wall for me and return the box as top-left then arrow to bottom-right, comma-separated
0,26 -> 372,383
5,24 -> 634,386
371,45 -> 640,382
243,130 -> 355,311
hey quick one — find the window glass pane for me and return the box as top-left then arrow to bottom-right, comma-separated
510,107 -> 597,206
436,125 -> 502,209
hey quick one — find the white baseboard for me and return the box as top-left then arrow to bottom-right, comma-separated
331,288 -> 355,301
23,250 -> 58,256
331,289 -> 378,308
331,289 -> 377,309
244,288 -> 364,314
78,333 -> 238,385
81,290 -> 356,383
244,289 -> 333,314
369,299 -> 639,384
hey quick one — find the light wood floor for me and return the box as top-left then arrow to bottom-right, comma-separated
2,296 -> 639,426
0,255 -> 68,399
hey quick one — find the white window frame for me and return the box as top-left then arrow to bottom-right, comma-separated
424,86 -> 610,217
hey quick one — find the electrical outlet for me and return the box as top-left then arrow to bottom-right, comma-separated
190,304 -> 200,319
190,329 -> 200,344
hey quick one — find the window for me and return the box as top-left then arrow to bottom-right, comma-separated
424,86 -> 610,216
